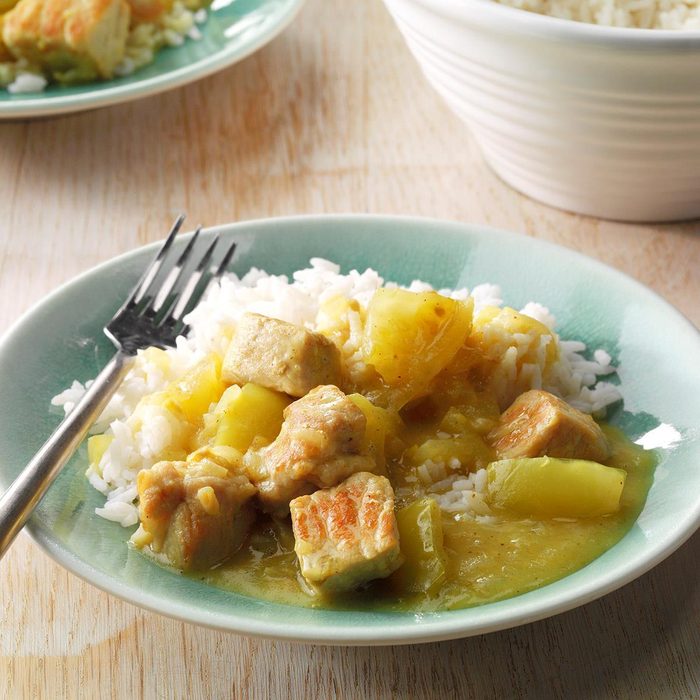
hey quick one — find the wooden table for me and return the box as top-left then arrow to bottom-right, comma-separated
1,1 -> 699,697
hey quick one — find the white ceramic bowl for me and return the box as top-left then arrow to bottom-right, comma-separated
382,0 -> 700,221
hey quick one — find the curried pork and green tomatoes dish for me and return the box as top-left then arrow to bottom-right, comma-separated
53,259 -> 655,612
0,0 -> 208,92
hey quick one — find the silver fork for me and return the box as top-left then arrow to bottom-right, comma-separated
0,216 -> 236,559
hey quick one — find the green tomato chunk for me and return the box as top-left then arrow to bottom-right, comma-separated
214,383 -> 291,452
392,498 -> 447,595
487,457 -> 627,519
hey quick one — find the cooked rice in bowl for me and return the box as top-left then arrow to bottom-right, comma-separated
491,0 -> 700,29
51,258 -> 622,529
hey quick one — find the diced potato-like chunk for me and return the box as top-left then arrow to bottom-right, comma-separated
391,498 -> 446,595
213,383 -> 291,452
290,472 -> 402,593
487,457 -> 627,519
139,346 -> 171,373
471,306 -> 559,366
347,393 -> 396,473
187,444 -> 243,471
164,354 -> 225,424
315,295 -> 363,349
246,385 -> 375,513
488,390 -> 610,462
222,313 -> 343,398
404,436 -> 494,472
439,403 -> 500,437
126,355 -> 225,465
3,0 -> 130,81
87,433 -> 113,474
135,459 -> 257,570
362,289 -> 473,404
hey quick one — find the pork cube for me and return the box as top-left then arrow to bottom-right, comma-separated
246,384 -> 375,513
222,313 -> 343,398
3,0 -> 130,81
290,472 -> 402,593
488,389 -> 610,462
134,459 -> 256,571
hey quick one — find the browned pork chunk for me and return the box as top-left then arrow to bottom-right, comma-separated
245,385 -> 375,514
487,389 -> 610,462
222,313 -> 343,398
134,459 -> 256,571
290,472 -> 402,593
126,0 -> 172,23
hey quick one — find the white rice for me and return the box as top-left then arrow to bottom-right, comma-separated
6,71 -> 47,94
491,0 -> 700,29
51,258 -> 622,527
394,459 -> 494,520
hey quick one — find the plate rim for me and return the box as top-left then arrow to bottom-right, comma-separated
0,0 -> 306,120
3,213 -> 700,645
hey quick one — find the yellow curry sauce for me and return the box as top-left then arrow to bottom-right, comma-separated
191,427 -> 654,612
102,288 -> 656,611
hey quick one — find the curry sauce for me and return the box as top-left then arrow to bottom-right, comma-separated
191,426 -> 654,611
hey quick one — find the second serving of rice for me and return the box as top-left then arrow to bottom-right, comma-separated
52,258 -> 622,529
491,0 -> 700,29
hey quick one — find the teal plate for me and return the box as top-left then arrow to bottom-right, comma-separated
1,215 -> 699,644
0,0 -> 305,120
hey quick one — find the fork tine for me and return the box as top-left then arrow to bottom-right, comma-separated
146,226 -> 202,313
213,240 -> 237,280
162,234 -> 221,323
128,214 -> 185,307
106,225 -> 239,354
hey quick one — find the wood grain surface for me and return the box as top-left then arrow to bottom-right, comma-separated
1,1 -> 699,698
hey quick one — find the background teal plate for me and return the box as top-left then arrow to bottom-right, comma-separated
0,0 -> 305,119
1,215 -> 699,644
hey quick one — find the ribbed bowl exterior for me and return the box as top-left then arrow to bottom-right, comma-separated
384,0 -> 700,221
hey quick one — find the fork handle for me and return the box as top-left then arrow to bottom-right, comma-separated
0,350 -> 133,559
